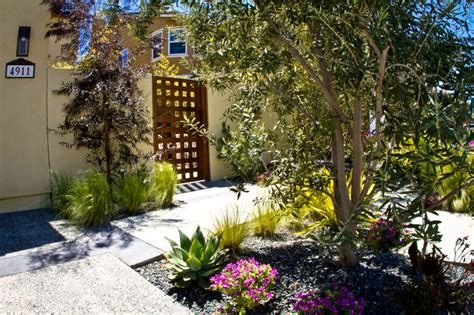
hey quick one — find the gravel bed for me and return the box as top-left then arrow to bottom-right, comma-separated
0,208 -> 66,256
135,232 -> 472,314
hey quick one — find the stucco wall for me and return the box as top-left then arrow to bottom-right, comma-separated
47,69 -> 90,176
206,88 -> 233,180
0,0 -> 51,212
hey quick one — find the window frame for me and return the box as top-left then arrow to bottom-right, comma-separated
168,27 -> 187,57
151,29 -> 164,62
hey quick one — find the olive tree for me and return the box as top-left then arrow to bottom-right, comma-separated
176,0 -> 472,266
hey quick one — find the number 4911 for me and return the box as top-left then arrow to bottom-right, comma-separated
8,65 -> 32,77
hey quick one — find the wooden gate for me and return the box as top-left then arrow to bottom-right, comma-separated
152,76 -> 210,183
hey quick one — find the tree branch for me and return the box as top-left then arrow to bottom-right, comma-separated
426,179 -> 474,212
255,9 -> 349,125
263,74 -> 319,128
374,45 -> 390,149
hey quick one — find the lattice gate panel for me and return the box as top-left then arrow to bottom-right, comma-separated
152,76 -> 210,183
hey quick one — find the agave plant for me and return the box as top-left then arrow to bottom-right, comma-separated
166,226 -> 229,288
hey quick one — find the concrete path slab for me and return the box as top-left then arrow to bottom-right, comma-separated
112,183 -> 268,252
409,210 -> 473,263
0,253 -> 190,314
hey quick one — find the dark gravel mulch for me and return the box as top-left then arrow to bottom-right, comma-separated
0,208 -> 65,256
135,232 -> 472,314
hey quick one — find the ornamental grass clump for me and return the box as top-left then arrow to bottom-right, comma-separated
149,162 -> 178,208
64,170 -> 115,227
292,286 -> 365,315
116,172 -> 150,214
366,218 -> 407,252
212,204 -> 249,254
210,258 -> 278,313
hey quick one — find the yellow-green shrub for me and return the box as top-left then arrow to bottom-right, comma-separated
286,168 -> 375,234
249,201 -> 281,238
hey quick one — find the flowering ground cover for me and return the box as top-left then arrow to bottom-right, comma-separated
136,231 -> 448,314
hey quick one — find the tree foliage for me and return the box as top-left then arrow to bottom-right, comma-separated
178,0 -> 472,266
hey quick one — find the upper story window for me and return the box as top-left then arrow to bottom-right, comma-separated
151,29 -> 164,62
168,27 -> 187,56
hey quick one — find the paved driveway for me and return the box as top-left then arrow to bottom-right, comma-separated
0,253 -> 189,313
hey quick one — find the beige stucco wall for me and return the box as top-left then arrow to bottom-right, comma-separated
47,69 -> 90,176
205,88 -> 279,179
0,0 -> 51,212
207,88 -> 233,180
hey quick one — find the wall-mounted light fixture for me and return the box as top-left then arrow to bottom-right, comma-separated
17,26 -> 31,57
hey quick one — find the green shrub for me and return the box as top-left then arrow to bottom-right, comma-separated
285,168 -> 375,235
116,172 -> 149,214
212,204 -> 249,254
249,201 -> 281,238
392,139 -> 473,214
149,162 -> 178,208
50,170 -> 73,214
435,155 -> 473,214
166,226 -> 228,288
64,171 -> 115,227
285,186 -> 339,234
215,119 -> 271,182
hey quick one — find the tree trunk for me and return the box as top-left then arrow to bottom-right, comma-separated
351,95 -> 363,208
331,118 -> 359,267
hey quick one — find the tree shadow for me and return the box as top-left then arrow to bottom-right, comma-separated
21,224 -> 137,273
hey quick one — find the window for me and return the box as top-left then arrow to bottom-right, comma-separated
151,29 -> 164,62
168,27 -> 187,56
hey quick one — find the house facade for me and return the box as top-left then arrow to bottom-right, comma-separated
0,0 -> 232,213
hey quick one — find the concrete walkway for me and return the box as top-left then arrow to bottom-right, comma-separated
408,210 -> 473,263
0,253 -> 189,313
112,182 -> 267,252
0,224 -> 163,277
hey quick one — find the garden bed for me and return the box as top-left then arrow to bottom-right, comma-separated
136,232 -> 422,314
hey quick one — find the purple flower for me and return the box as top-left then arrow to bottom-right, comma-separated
292,287 -> 364,315
366,218 -> 407,251
210,258 -> 277,312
